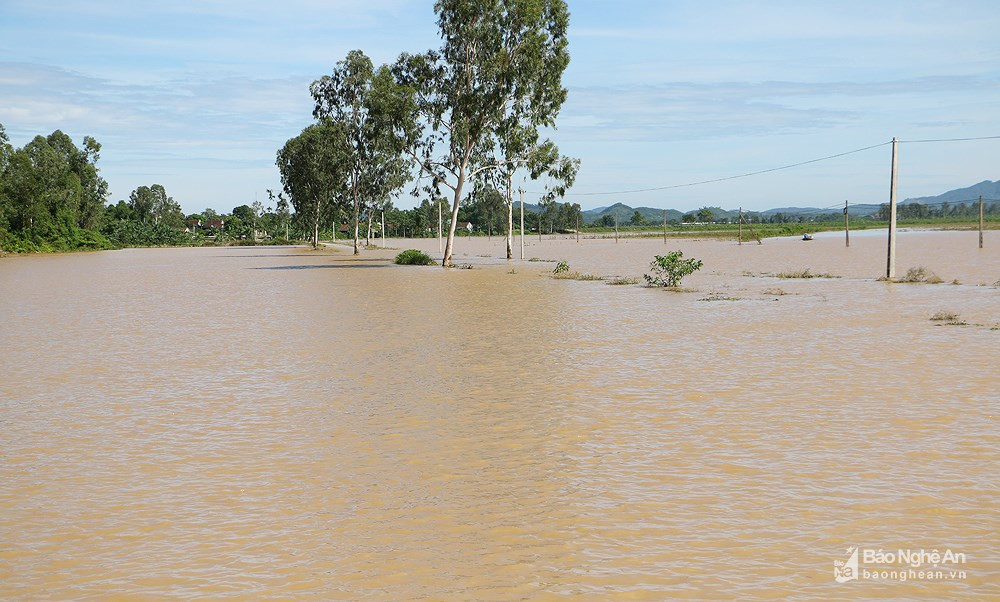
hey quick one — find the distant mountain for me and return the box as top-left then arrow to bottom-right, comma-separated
760,205 -> 879,217
583,203 -> 683,224
511,179 -> 996,223
687,206 -> 739,220
903,180 -> 999,205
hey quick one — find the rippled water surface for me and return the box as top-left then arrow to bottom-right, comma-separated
1,232 -> 997,599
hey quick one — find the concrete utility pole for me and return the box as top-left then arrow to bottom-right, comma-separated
886,137 -> 899,280
519,189 -> 525,260
438,201 -> 443,254
980,194 -> 985,249
381,211 -> 385,248
614,212 -> 619,243
738,207 -> 742,245
844,200 -> 850,248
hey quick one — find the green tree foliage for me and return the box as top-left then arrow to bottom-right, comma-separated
393,249 -> 435,265
876,201 -> 999,220
102,184 -> 190,247
105,200 -> 134,222
311,50 -> 414,254
128,186 -> 155,223
276,121 -> 351,247
392,0 -> 571,265
630,210 -> 646,226
267,189 -> 293,240
102,219 -> 195,247
644,251 -> 704,288
463,186 -> 507,236
150,184 -> 184,228
127,184 -> 184,227
232,204 -> 254,221
0,125 -> 111,252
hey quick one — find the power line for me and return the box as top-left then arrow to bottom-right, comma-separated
898,135 -> 1000,143
532,141 -> 893,197
524,135 -> 1000,199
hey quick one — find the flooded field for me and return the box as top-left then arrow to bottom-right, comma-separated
1,230 -> 997,599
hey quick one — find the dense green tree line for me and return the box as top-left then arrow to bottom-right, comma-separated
0,123 -> 284,252
0,124 -> 110,251
876,201 -> 998,220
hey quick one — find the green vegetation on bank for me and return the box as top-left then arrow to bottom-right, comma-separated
0,123 -> 315,253
0,125 -> 111,252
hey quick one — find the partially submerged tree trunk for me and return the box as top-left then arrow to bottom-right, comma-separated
505,173 -> 514,259
352,195 -> 361,255
312,197 -> 320,248
442,174 -> 465,267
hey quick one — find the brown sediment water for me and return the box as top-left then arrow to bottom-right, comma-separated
1,231 -> 997,599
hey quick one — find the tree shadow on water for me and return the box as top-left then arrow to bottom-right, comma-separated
250,262 -> 389,270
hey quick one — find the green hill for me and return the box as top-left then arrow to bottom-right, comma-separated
583,203 -> 683,225
903,180 -> 1000,204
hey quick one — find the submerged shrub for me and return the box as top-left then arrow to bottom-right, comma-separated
775,268 -> 838,279
394,249 -> 435,265
898,266 -> 943,284
607,276 -> 638,285
930,310 -> 959,321
553,260 -> 570,274
643,251 -> 703,287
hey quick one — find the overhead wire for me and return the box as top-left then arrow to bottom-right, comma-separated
897,135 -> 1000,143
528,141 -> 893,197
525,135 -> 1000,199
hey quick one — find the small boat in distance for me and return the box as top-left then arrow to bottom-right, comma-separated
802,233 -> 814,241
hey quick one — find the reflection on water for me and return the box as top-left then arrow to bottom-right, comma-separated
1,235 -> 997,599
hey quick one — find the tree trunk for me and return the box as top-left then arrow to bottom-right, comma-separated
352,196 -> 361,255
505,174 -> 514,259
443,179 -> 465,267
312,198 -> 320,248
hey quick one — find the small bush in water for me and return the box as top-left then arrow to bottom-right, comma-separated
553,260 -> 570,274
394,249 -> 435,265
644,251 -> 703,287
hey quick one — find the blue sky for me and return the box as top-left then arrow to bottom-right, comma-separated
1,0 -> 998,214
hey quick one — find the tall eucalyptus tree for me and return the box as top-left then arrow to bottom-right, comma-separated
311,51 -> 414,255
393,0 -> 571,266
276,121 -> 350,248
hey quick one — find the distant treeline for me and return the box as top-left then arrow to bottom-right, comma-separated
0,124 -> 297,252
874,201 -> 998,220
0,125 -> 196,252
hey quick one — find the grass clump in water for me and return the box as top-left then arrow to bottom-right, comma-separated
393,249 -> 435,265
775,268 -> 838,279
930,310 -> 967,325
606,276 -> 639,285
550,260 -> 603,281
698,293 -> 741,301
552,271 -> 603,281
930,310 -> 959,321
897,266 -> 943,284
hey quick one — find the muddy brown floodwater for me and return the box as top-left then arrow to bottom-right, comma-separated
1,230 -> 997,599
